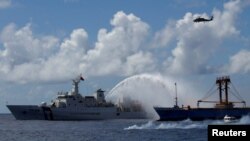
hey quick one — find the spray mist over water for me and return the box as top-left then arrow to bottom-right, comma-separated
106,74 -> 176,119
106,73 -> 204,119
124,115 -> 250,130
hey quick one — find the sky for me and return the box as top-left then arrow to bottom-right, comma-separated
0,0 -> 250,113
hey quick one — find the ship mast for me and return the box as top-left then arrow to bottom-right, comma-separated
72,79 -> 80,95
197,76 -> 246,108
71,75 -> 84,95
215,76 -> 232,108
174,83 -> 179,108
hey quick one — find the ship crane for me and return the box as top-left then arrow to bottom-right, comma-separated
197,76 -> 246,108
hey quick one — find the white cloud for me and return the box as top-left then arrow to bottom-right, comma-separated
0,11 -> 155,83
0,23 -> 59,65
0,0 -> 11,9
0,0 -> 248,83
0,24 -> 89,83
226,50 -> 250,74
153,0 -> 242,74
124,51 -> 155,76
0,23 -> 60,82
81,11 -> 153,77
152,21 -> 176,48
37,28 -> 88,82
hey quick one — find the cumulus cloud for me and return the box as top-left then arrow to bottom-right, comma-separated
80,11 -> 154,76
0,0 -> 11,9
0,11 -> 155,83
0,23 -> 59,65
0,23 -> 60,82
0,0 -> 248,83
0,23 -> 89,83
153,0 -> 242,74
226,50 -> 250,73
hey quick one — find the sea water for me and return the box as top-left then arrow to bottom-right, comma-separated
0,114 -> 249,141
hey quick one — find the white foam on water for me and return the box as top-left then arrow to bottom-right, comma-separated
124,121 -> 156,130
238,115 -> 250,124
124,115 -> 250,130
124,119 -> 208,130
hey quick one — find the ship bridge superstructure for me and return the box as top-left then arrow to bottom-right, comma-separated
50,76 -> 114,108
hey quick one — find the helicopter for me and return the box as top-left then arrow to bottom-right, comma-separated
193,16 -> 213,23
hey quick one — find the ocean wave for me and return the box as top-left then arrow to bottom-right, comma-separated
124,115 -> 250,130
124,119 -> 207,130
238,115 -> 250,124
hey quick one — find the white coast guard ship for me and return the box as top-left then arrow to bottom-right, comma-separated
7,76 -> 147,120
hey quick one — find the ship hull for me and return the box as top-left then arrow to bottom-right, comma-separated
7,105 -> 147,120
7,105 -> 46,120
154,107 -> 250,121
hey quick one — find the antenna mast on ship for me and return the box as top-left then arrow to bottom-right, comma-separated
71,74 -> 84,95
174,83 -> 179,108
